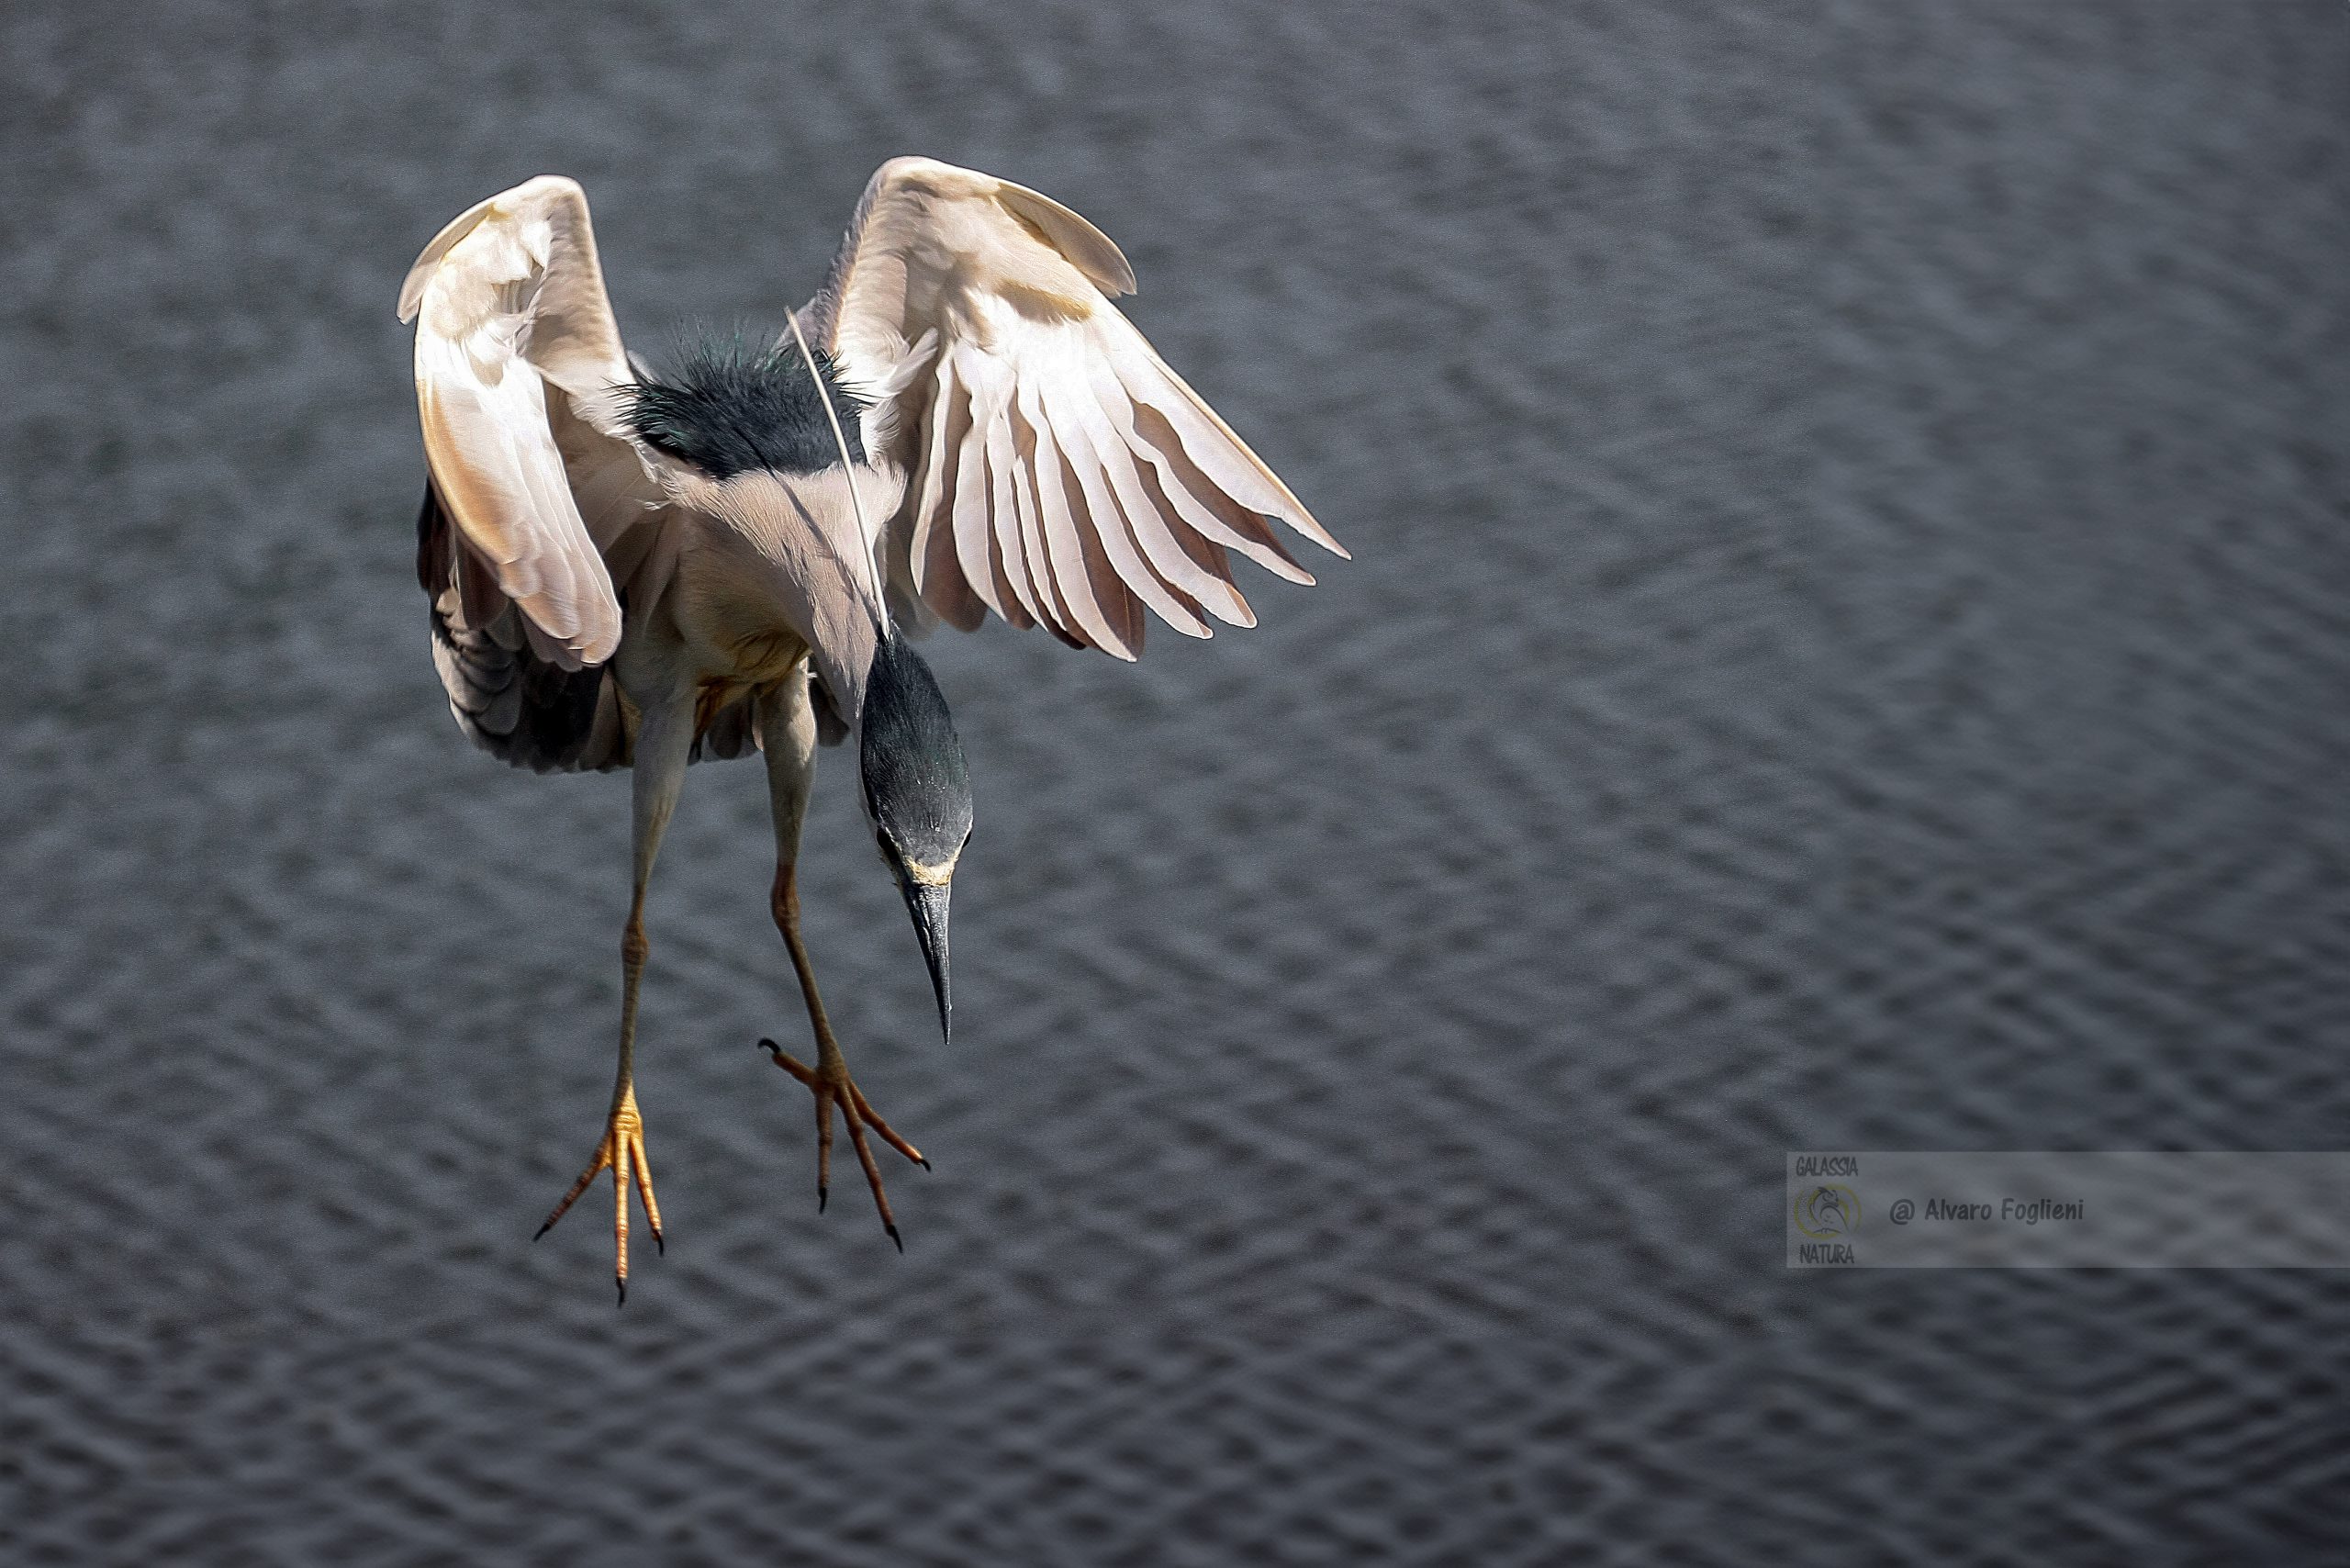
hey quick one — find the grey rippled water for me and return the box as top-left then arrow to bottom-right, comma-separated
3,3 -> 2344,1563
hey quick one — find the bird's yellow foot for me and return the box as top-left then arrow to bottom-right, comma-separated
535,1082 -> 664,1303
759,1038 -> 928,1250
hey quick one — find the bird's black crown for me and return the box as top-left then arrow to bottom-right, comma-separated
859,632 -> 971,866
624,330 -> 867,480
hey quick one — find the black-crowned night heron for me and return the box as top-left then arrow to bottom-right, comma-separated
399,158 -> 1344,1298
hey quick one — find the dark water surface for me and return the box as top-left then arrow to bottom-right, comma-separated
5,3 -> 2344,1563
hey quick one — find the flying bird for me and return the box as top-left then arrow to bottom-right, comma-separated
398,158 -> 1344,1298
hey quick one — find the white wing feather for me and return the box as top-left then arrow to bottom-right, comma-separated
398,175 -> 645,668
812,157 -> 1343,660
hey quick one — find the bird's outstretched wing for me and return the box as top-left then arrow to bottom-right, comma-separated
399,174 -> 658,670
808,157 -> 1345,660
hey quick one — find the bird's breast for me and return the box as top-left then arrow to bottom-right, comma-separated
659,464 -> 903,719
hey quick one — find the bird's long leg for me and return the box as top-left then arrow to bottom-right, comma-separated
755,675 -> 927,1249
537,686 -> 697,1302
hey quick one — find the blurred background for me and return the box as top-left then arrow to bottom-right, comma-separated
3,2 -> 2344,1562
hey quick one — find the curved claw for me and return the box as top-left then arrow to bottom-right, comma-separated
763,1041 -> 925,1249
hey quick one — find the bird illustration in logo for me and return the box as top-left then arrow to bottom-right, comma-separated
1796,1184 -> 1860,1238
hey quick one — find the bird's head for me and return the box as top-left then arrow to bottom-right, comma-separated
858,630 -> 972,1043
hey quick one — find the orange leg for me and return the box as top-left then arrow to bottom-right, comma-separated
761,863 -> 927,1249
537,902 -> 666,1301
532,685 -> 695,1303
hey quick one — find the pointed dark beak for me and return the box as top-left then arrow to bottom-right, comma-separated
897,875 -> 952,1043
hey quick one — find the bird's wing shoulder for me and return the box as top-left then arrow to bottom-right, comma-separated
400,174 -> 664,670
807,156 -> 1345,660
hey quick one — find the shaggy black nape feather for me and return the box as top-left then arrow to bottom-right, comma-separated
624,330 -> 867,480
